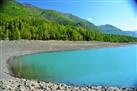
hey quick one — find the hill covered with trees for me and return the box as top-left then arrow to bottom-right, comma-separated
0,0 -> 137,42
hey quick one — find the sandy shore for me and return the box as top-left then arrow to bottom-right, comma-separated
0,40 -> 135,91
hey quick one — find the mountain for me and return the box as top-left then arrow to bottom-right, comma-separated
0,0 -> 137,42
98,24 -> 137,37
98,24 -> 129,35
40,10 -> 100,32
1,0 -> 100,32
125,31 -> 137,37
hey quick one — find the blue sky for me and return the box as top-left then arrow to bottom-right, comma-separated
17,0 -> 137,31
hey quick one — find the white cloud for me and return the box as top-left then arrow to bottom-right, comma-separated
87,18 -> 93,21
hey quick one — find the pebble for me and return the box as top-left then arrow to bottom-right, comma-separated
0,78 -> 136,91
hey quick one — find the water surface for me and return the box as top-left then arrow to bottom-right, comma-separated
11,45 -> 137,87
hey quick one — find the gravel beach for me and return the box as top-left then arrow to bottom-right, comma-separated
0,40 -> 136,91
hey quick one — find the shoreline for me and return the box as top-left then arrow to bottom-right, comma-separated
7,43 -> 133,58
0,40 -> 136,91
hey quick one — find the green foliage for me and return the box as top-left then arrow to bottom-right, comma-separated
11,29 -> 20,40
0,13 -> 137,42
1,0 -> 100,33
0,0 -> 137,43
0,29 -> 5,39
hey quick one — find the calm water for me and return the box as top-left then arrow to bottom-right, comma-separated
11,45 -> 137,87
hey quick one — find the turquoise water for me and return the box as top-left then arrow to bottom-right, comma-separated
11,45 -> 137,87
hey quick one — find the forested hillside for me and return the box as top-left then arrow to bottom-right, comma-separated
0,0 -> 137,42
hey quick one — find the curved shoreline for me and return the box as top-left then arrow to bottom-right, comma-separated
0,40 -> 136,91
7,43 -> 134,58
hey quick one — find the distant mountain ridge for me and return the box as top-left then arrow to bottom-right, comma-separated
98,24 -> 137,37
98,24 -> 128,35
125,31 -> 137,37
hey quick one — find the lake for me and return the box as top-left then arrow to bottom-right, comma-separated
10,45 -> 137,88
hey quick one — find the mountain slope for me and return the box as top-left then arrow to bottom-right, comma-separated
1,0 -> 41,16
40,10 -> 100,32
1,0 -> 100,32
0,0 -> 137,42
125,31 -> 137,37
98,24 -> 129,35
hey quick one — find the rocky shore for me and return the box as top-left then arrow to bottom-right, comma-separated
0,40 -> 136,91
0,78 -> 136,91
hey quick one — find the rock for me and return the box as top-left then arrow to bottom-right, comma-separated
0,81 -> 3,87
106,87 -> 121,91
0,79 -> 137,91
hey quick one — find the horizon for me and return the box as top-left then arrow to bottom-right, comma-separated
17,0 -> 137,31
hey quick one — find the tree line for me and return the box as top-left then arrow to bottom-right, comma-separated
0,14 -> 137,43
